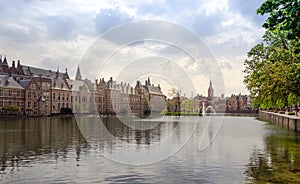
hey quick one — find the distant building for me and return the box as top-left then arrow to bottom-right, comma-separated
226,94 -> 252,110
142,77 -> 166,113
19,76 -> 52,116
208,80 -> 214,100
0,75 -> 24,115
51,69 -> 72,114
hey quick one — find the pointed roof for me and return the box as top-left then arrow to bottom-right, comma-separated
209,80 -> 212,87
2,56 -> 8,66
75,64 -> 82,80
0,75 -> 23,89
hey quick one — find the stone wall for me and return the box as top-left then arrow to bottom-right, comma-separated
259,111 -> 300,132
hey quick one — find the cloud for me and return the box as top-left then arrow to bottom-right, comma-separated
94,7 -> 133,34
228,0 -> 267,26
0,0 -> 267,95
42,16 -> 77,40
0,23 -> 42,44
217,58 -> 233,70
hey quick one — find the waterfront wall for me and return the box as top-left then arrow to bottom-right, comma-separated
259,111 -> 300,132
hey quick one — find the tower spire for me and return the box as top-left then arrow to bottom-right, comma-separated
147,76 -> 151,85
75,64 -> 82,80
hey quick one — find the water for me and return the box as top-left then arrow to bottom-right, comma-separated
0,116 -> 299,183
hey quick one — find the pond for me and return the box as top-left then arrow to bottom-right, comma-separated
0,116 -> 299,183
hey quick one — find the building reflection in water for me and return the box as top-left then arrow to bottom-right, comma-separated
0,116 -> 88,174
0,116 -> 173,174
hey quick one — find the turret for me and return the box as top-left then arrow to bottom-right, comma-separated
75,64 -> 82,80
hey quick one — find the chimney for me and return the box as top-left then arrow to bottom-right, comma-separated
17,60 -> 20,68
145,80 -> 148,85
12,60 -> 15,68
56,66 -> 59,78
110,77 -> 113,82
95,79 -> 98,84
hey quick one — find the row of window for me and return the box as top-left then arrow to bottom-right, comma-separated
0,89 -> 21,97
52,93 -> 70,101
0,100 -> 22,107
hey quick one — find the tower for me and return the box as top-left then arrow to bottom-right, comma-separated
208,80 -> 214,100
75,64 -> 82,81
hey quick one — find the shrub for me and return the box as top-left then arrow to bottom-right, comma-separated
279,111 -> 285,114
60,107 -> 72,114
288,112 -> 296,115
3,105 -> 19,112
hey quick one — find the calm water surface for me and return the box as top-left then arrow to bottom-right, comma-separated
0,116 -> 299,183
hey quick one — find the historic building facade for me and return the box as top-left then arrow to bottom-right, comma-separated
0,75 -> 24,115
1,55 -> 253,116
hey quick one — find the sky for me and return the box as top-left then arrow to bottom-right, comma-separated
0,0 -> 266,97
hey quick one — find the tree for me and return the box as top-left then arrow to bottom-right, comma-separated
244,0 -> 300,109
257,0 -> 300,40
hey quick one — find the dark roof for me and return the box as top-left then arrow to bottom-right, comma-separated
21,65 -> 69,79
143,85 -> 164,96
0,75 -> 23,89
2,57 -> 8,66
75,65 -> 82,80
18,79 -> 31,88
52,77 -> 71,90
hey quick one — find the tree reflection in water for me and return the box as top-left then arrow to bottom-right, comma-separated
245,128 -> 300,183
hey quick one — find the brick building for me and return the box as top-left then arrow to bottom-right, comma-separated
0,75 -> 24,115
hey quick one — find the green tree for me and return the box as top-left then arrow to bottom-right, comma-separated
244,0 -> 300,109
257,0 -> 300,40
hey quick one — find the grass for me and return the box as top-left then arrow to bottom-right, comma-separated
160,111 -> 202,116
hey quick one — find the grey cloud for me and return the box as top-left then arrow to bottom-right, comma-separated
218,59 -> 233,70
41,16 -> 77,41
0,24 -> 42,44
94,7 -> 133,34
228,0 -> 267,26
192,12 -> 223,37
136,0 -> 202,16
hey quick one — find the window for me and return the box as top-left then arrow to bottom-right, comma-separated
8,90 -> 12,96
0,100 -> 3,107
33,92 -> 37,98
34,102 -> 37,108
31,84 -> 36,89
62,94 -> 65,101
17,91 -> 20,97
28,101 -> 31,108
58,93 -> 60,100
0,89 -> 3,96
28,92 -> 31,98
53,93 -> 56,100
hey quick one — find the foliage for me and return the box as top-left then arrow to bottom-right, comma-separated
60,107 -> 72,114
161,111 -> 202,116
244,0 -> 300,109
257,0 -> 300,40
3,105 -> 19,112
